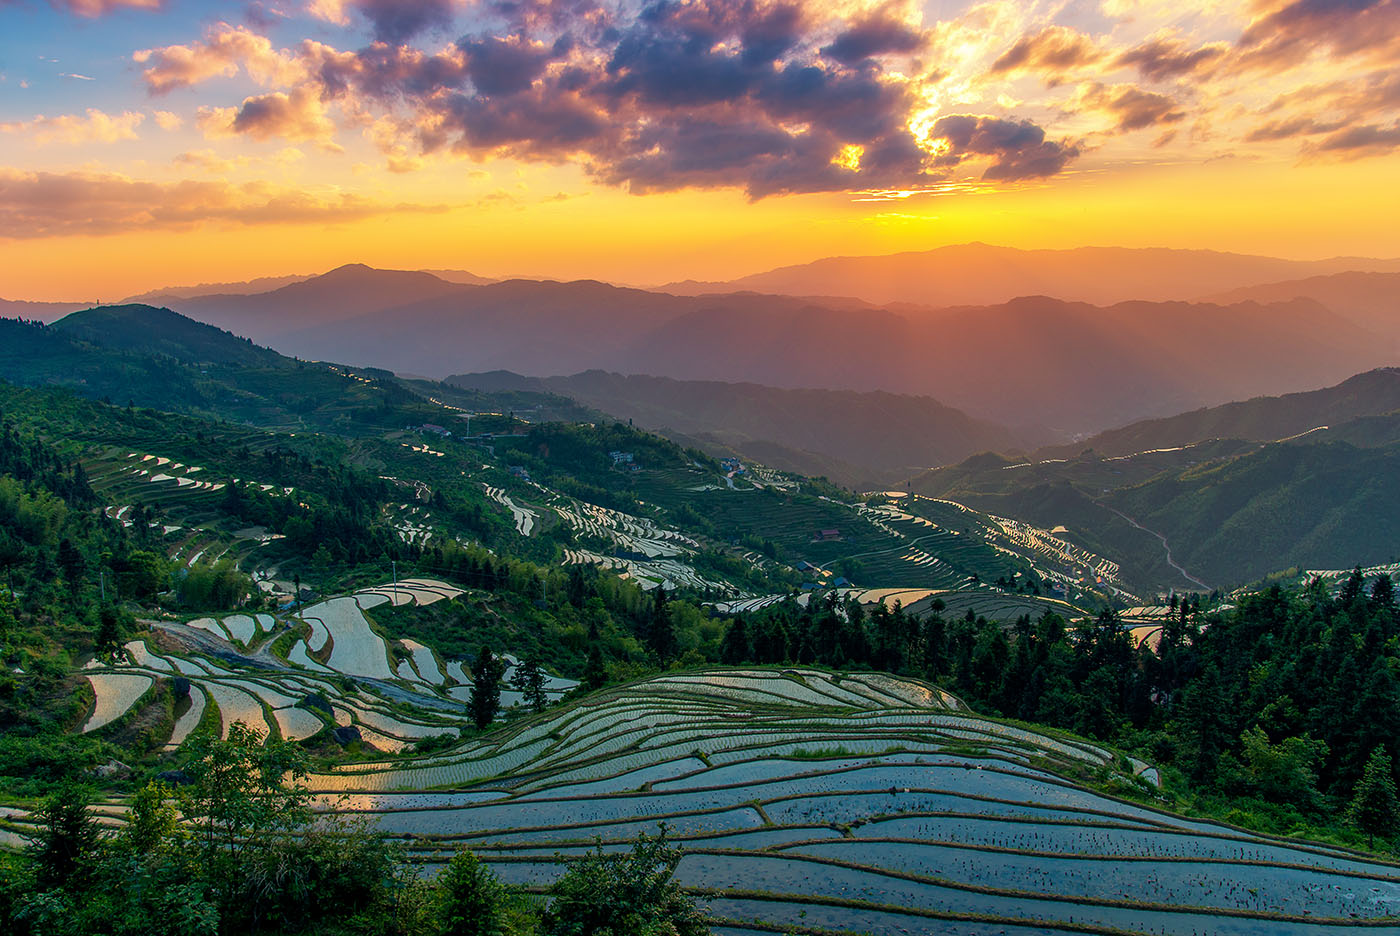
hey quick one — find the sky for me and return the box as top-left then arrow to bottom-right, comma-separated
1,0 -> 1398,299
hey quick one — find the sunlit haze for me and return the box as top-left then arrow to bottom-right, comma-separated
3,0 -> 1399,299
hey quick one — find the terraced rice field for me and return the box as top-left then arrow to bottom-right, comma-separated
81,673 -> 152,732
57,646 -> 1400,932
484,485 -> 538,536
78,580 -> 576,751
287,667 -> 1398,934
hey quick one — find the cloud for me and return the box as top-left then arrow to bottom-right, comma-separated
989,26 -> 1104,80
135,22 -> 305,94
927,114 -> 1080,180
309,0 -> 458,43
198,85 -> 340,148
153,109 -> 182,130
1244,115 -> 1345,141
1114,36 -> 1227,81
1307,120 -> 1400,155
459,34 -> 555,95
0,167 -> 446,238
821,9 -> 926,64
1073,82 -> 1185,132
133,0 -> 1083,196
47,0 -> 160,15
0,108 -> 144,144
1234,0 -> 1400,73
1245,69 -> 1400,148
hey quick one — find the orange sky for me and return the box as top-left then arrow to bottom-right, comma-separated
3,0 -> 1399,299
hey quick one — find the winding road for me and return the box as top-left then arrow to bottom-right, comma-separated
1097,505 -> 1210,591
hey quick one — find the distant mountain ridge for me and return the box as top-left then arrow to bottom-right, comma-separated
252,279 -> 1389,433
660,243 -> 1400,307
120,273 -> 312,303
0,297 -> 89,323
447,370 -> 1029,487
148,263 -> 472,345
83,251 -> 1400,435
1203,271 -> 1400,346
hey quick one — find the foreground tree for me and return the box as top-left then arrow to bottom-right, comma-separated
437,850 -> 507,936
1348,746 -> 1400,848
582,645 -> 608,691
28,782 -> 101,891
541,826 -> 706,936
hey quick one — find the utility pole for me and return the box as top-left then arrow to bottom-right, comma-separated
392,560 -> 398,594
99,570 -> 105,602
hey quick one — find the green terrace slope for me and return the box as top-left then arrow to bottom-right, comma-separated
1111,436 -> 1400,586
33,646 -> 1400,935
908,409 -> 1400,592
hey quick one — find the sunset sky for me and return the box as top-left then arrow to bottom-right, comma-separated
2,0 -> 1398,299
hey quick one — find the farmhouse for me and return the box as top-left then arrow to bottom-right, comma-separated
815,528 -> 842,542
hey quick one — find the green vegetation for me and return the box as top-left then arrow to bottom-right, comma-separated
3,302 -> 1399,931
724,574 -> 1400,850
0,727 -> 703,935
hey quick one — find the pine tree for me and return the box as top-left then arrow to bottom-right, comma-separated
469,646 -> 507,730
582,644 -> 608,691
1348,746 -> 1400,849
510,658 -> 549,712
648,585 -> 675,659
437,849 -> 506,936
720,617 -> 751,664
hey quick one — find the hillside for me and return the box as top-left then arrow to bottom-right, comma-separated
1039,368 -> 1400,459
0,306 -> 581,438
661,243 -> 1400,306
51,304 -> 288,367
905,405 -> 1400,590
447,370 -> 1028,487
1111,434 -> 1400,585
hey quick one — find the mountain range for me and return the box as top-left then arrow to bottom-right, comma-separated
118,263 -> 1392,434
660,243 -> 1400,306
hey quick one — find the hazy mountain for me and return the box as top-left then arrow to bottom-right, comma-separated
1038,368 -> 1400,460
447,370 -> 1027,487
418,268 -> 496,285
0,297 -> 89,323
156,263 -> 471,345
51,304 -> 285,367
1203,271 -> 1400,345
660,243 -> 1400,307
256,276 -> 1389,432
120,273 -> 312,303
